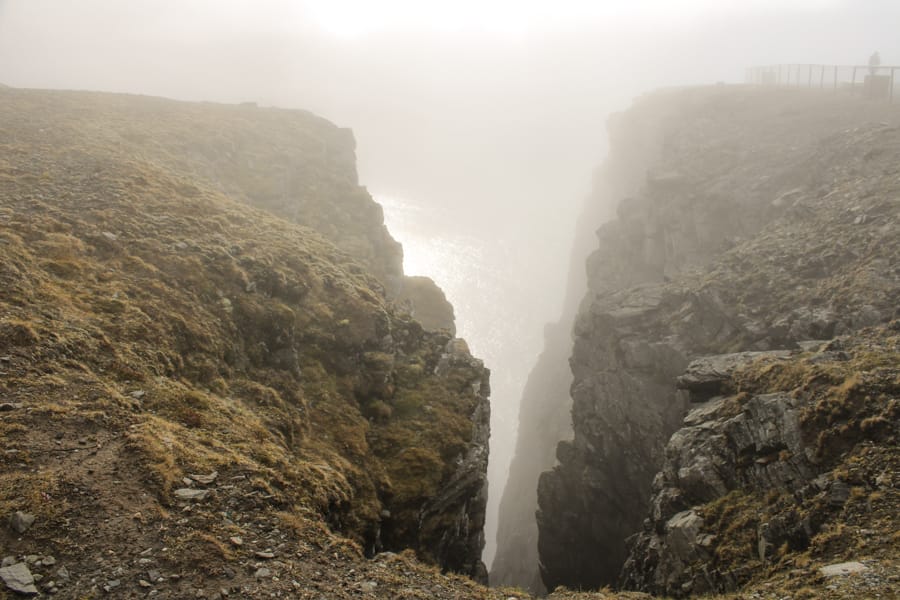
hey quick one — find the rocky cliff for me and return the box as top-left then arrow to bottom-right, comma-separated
492,90 -> 677,592
0,87 -> 486,598
491,174 -> 613,593
536,88 -> 900,592
490,318 -> 573,594
621,326 -> 899,596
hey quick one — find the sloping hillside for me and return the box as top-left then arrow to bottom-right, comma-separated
0,87 -> 487,598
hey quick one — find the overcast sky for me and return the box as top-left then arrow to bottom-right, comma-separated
2,0 -> 898,567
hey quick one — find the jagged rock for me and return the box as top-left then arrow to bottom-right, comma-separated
621,326 -> 900,596
414,358 -> 491,583
0,562 -> 38,595
622,387 -> 815,593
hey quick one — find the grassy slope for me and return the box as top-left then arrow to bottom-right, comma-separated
0,87 -> 492,598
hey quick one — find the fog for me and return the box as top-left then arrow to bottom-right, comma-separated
2,0 -> 898,568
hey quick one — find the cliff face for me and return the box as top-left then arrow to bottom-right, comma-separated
0,87 -> 487,598
490,319 -> 573,593
537,88 -> 900,591
491,92 -> 676,592
621,327 -> 899,596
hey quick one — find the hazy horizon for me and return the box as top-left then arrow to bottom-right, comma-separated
3,0 -> 898,567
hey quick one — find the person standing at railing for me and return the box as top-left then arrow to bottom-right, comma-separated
869,51 -> 881,74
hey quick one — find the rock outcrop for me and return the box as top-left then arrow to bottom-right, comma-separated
536,88 -> 900,591
0,86 -> 488,598
622,326 -> 899,596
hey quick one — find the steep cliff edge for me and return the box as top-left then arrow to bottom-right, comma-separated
0,87 -> 485,598
537,88 -> 900,592
492,89 -> 673,592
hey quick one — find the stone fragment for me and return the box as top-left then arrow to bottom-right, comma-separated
0,562 -> 39,595
189,472 -> 218,485
820,561 -> 868,577
254,568 -> 271,579
174,488 -> 210,501
9,511 -> 35,534
829,481 -> 850,508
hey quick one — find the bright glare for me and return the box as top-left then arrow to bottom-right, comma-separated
302,0 -> 839,38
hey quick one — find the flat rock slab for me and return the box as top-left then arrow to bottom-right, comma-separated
188,471 -> 218,485
819,561 -> 869,576
677,351 -> 792,398
0,562 -> 39,595
173,488 -> 210,501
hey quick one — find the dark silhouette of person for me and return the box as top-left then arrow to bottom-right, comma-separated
868,51 -> 881,74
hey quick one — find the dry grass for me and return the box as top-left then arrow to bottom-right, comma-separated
0,86 -> 489,595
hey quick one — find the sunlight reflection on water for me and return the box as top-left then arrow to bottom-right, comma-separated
377,193 -> 538,566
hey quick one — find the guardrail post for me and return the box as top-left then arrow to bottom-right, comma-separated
851,66 -> 857,92
819,64 -> 825,88
807,65 -> 813,87
833,65 -> 838,91
891,67 -> 896,103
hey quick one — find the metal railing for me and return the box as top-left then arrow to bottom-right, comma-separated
746,64 -> 899,102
